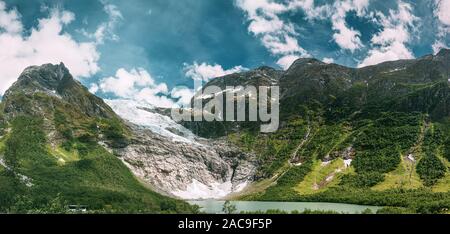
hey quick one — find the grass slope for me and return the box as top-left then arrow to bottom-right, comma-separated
231,111 -> 450,213
296,159 -> 353,195
0,116 -> 196,214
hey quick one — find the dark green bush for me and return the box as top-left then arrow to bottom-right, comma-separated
340,172 -> 385,188
416,153 -> 446,186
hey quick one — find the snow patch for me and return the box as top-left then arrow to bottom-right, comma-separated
195,87 -> 244,100
105,99 -> 198,144
383,67 -> 406,74
325,174 -> 334,182
344,159 -> 352,168
0,157 -> 33,187
407,154 -> 415,162
172,179 -> 248,200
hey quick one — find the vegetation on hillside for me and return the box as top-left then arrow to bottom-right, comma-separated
0,116 -> 197,213
233,110 -> 450,213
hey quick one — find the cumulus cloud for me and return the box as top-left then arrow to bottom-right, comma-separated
432,40 -> 449,54
435,0 -> 450,26
235,0 -> 371,68
0,2 -> 100,95
184,62 -> 247,82
235,0 -> 309,70
331,0 -> 368,52
98,68 -> 174,107
0,1 -> 22,34
276,54 -> 300,70
432,0 -> 450,54
80,0 -> 123,44
332,21 -> 363,52
358,1 -> 418,67
322,57 -> 335,64
287,0 -> 330,20
95,67 -> 199,108
100,68 -> 164,97
89,83 -> 99,94
170,87 -> 195,107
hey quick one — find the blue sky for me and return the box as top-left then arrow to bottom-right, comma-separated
0,0 -> 449,107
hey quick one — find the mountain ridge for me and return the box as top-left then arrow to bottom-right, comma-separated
0,49 -> 450,213
181,49 -> 450,213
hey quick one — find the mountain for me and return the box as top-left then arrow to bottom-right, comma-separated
2,63 -> 116,120
0,63 -> 257,214
183,49 -> 450,213
106,99 -> 257,200
1,49 -> 450,214
0,63 -> 197,213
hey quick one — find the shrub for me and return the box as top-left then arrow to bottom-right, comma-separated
340,172 -> 385,188
416,153 -> 446,186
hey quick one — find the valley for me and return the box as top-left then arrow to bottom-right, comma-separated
1,49 -> 450,214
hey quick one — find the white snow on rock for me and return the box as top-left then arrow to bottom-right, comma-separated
195,87 -> 245,100
407,154 -> 415,162
105,99 -> 198,144
344,159 -> 352,168
0,157 -> 33,187
382,67 -> 406,74
173,179 -> 248,200
105,99 -> 256,200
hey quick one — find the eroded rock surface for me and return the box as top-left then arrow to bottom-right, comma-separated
108,100 -> 257,199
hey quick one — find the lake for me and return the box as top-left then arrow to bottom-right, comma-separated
188,200 -> 381,214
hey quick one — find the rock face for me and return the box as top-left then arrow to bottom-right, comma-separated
187,49 -> 450,138
0,63 -> 258,200
2,63 -> 116,120
118,125 -> 256,199
106,100 -> 258,199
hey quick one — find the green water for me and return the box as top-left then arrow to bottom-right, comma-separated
188,200 -> 381,214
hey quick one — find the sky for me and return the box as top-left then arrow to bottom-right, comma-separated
0,0 -> 449,108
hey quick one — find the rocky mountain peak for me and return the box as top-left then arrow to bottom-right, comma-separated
2,62 -> 116,120
5,62 -> 73,98
287,58 -> 324,70
437,48 -> 450,58
254,65 -> 278,72
21,62 -> 69,78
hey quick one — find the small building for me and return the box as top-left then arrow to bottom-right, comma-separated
68,205 -> 88,213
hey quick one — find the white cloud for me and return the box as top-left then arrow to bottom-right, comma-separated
171,87 -> 195,107
99,67 -> 167,98
432,0 -> 450,54
0,1 -> 22,34
330,0 -> 369,52
358,1 -> 418,67
332,21 -> 363,52
97,67 -> 186,108
89,83 -> 99,93
287,0 -> 330,20
261,34 -> 307,55
0,2 -> 100,95
322,57 -> 335,64
134,87 -> 174,108
236,0 -> 370,68
435,0 -> 450,26
248,16 -> 286,35
288,0 -> 369,52
184,62 -> 247,82
432,40 -> 449,54
276,54 -> 300,70
235,0 -> 309,69
80,1 -> 123,44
